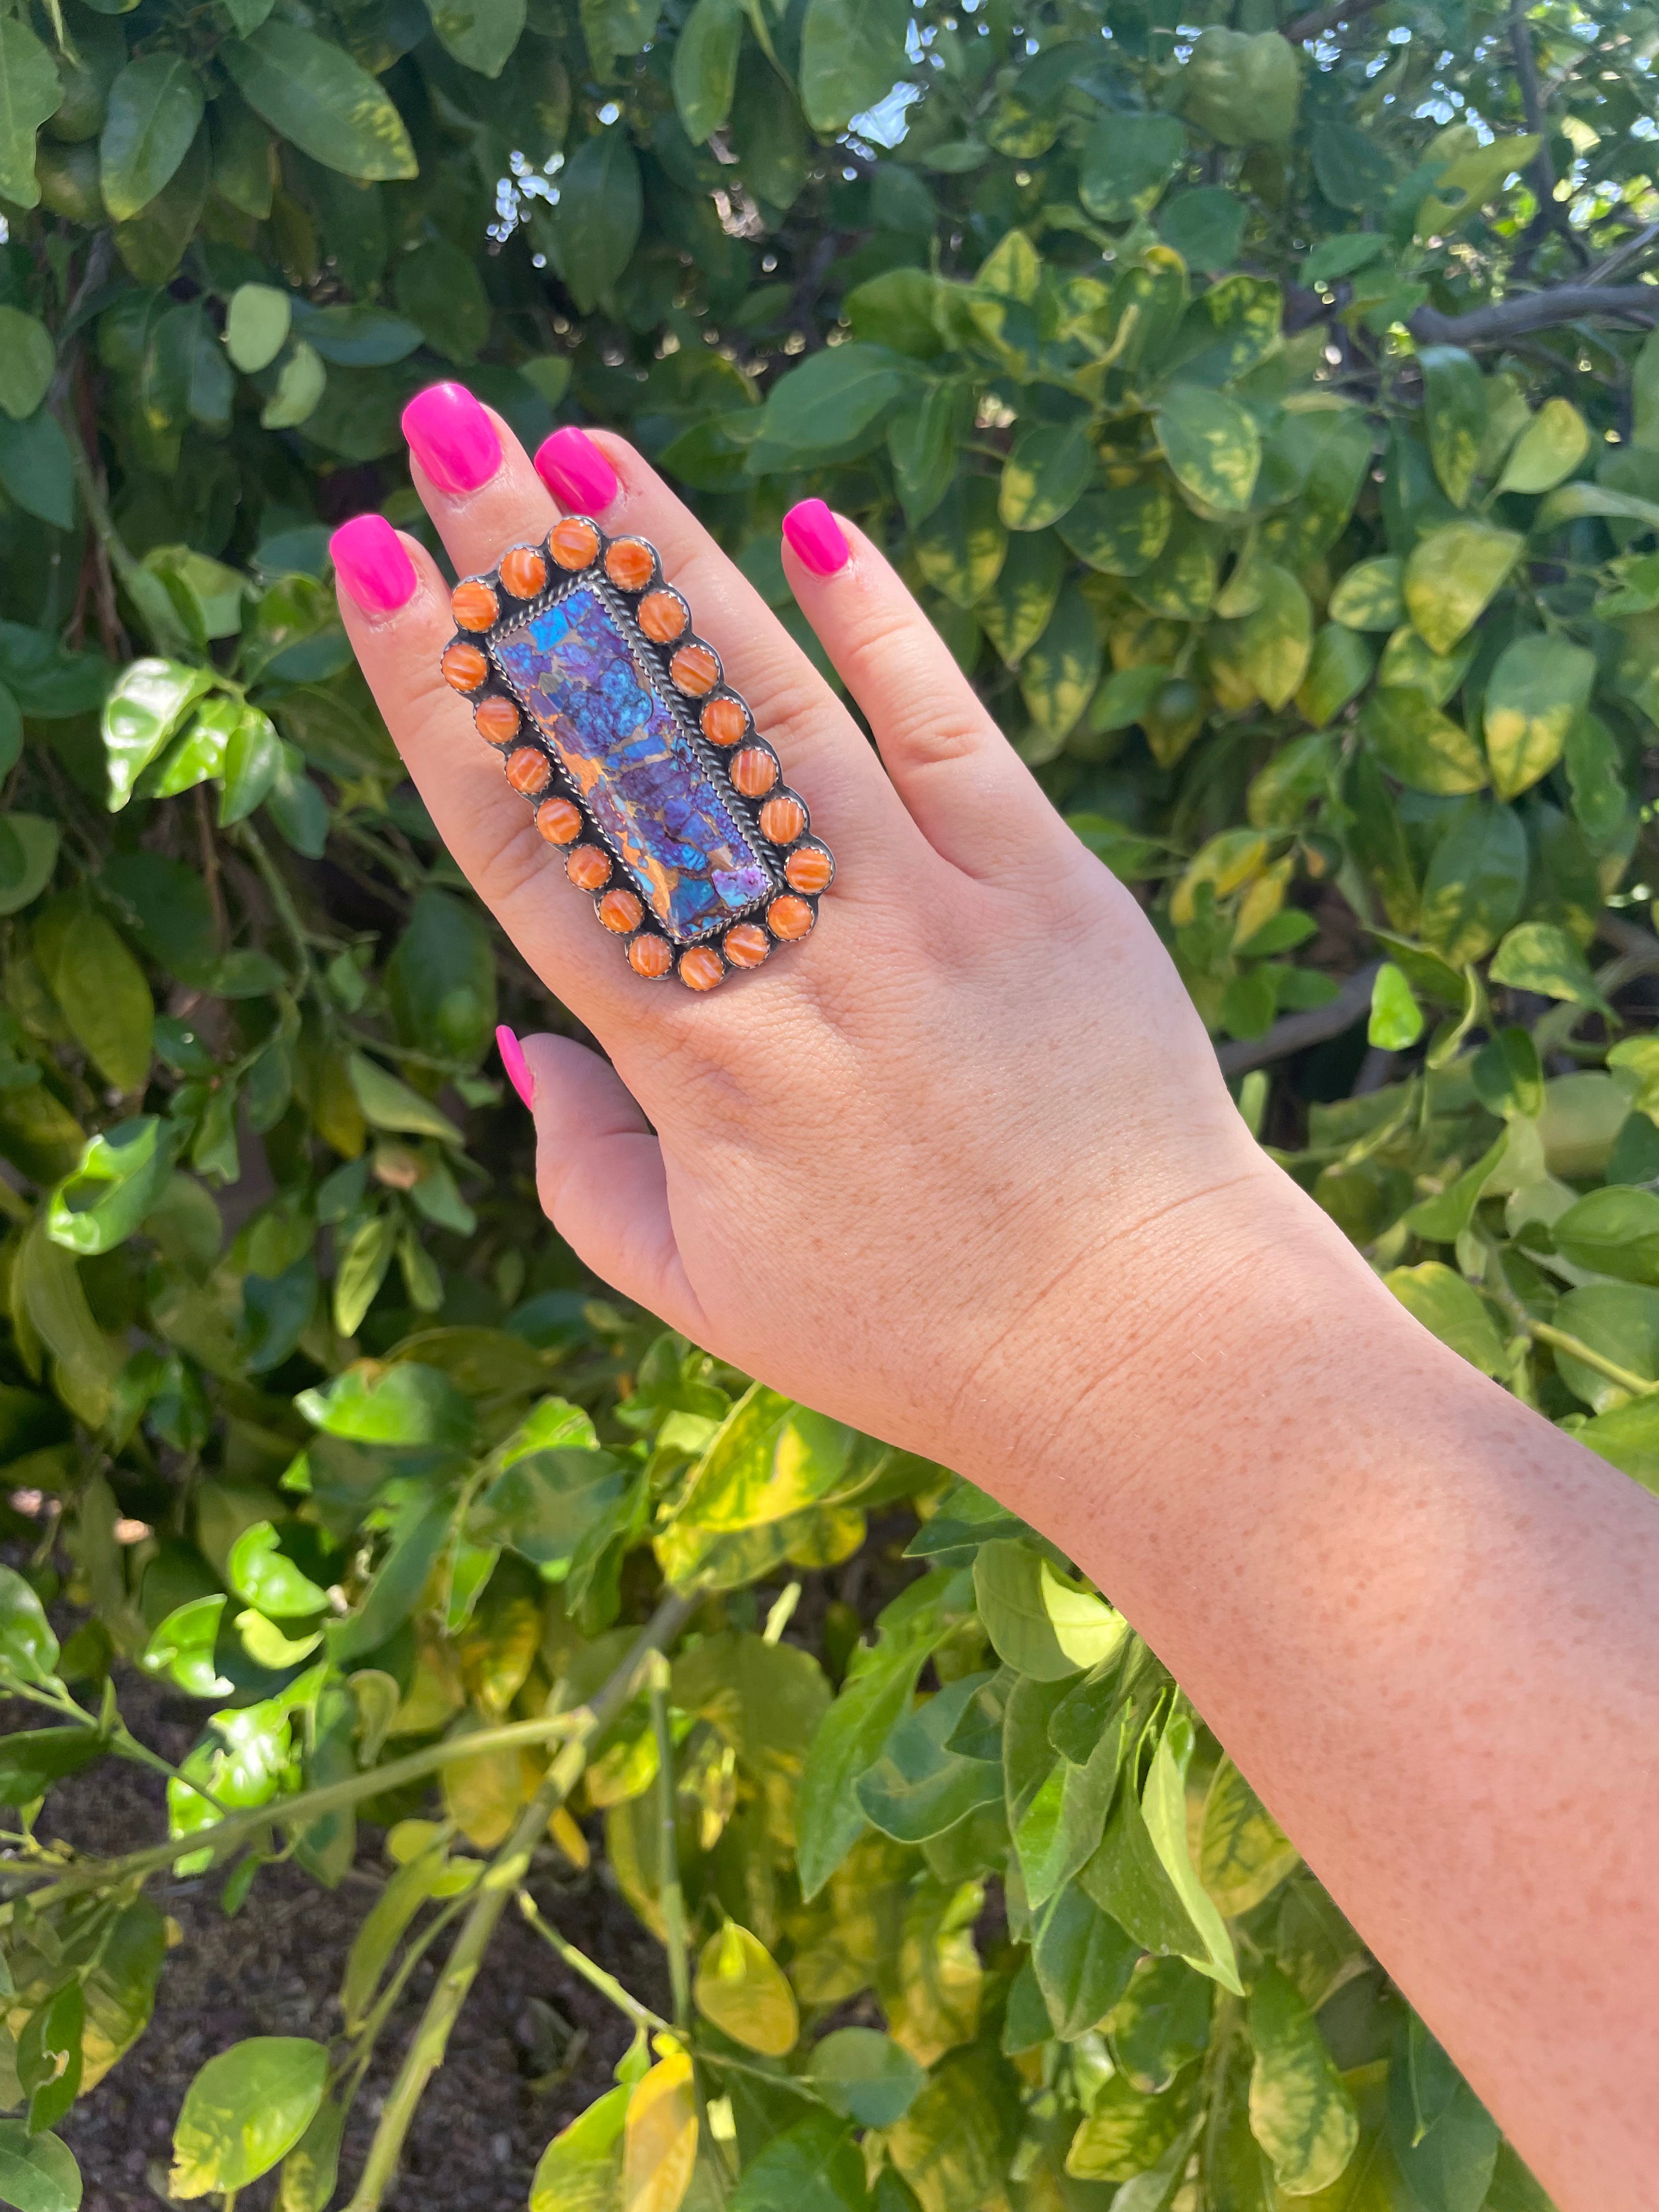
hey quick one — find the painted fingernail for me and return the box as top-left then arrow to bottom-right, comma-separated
496,1025 -> 534,1110
782,498 -> 849,578
534,425 -> 619,514
329,514 -> 416,615
402,381 -> 501,495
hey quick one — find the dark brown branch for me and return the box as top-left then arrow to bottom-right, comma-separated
1409,284 -> 1659,347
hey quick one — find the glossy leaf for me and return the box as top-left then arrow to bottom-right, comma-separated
220,23 -> 416,180
169,2037 -> 328,2199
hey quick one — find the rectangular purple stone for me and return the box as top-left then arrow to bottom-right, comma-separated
493,584 -> 775,944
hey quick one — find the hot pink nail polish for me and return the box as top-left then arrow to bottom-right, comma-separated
496,1025 -> 533,1110
402,382 -> 501,495
330,514 -> 416,615
782,498 -> 849,578
534,426 -> 619,514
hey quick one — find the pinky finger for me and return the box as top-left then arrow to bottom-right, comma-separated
519,1032 -> 705,1337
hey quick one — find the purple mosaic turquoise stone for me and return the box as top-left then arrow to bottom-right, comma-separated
494,585 -> 775,944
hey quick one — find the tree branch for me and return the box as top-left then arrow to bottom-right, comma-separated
1408,284 -> 1659,347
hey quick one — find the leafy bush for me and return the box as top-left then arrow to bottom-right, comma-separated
1,0 -> 1657,2205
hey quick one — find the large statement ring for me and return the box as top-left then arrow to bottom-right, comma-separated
438,518 -> 833,990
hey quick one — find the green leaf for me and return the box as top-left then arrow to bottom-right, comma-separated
673,0 -> 743,144
693,1921 -> 799,2056
260,340 -> 326,431
855,1671 -> 1003,1842
804,2029 -> 924,2128
18,1984 -> 83,2132
974,1539 -> 1127,1679
141,1596 -> 232,1699
1482,634 -> 1594,800
1141,1719 -> 1242,1991
1000,418 -> 1092,532
674,1386 -> 853,1532
799,0 -> 909,134
1006,1669 -> 1123,1908
0,310 -> 55,422
530,2085 -> 628,2212
1496,397 -> 1589,495
1403,522 -> 1522,656
1248,1967 -> 1359,2194
1328,556 -> 1403,631
550,129 -> 642,313
99,53 -> 202,221
424,0 -> 526,76
1077,111 -> 1183,223
1059,480 -> 1171,576
1419,347 -> 1485,509
1199,1758 -> 1299,1915
297,1358 -> 473,1446
224,283 -> 290,374
726,2113 -> 866,2212
1181,26 -> 1300,147
1382,1265 -> 1508,1376
978,530 -> 1063,667
795,1572 -> 970,1896
169,2038 -> 329,2199
0,1726 -> 103,1806
0,17 -> 64,211
1019,585 -> 1101,757
1033,1877 -> 1140,2040
101,658 -> 215,811
228,1521 -> 328,1619
1159,187 -> 1245,274
0,409 -> 75,531
0,1564 -> 59,1686
0,2123 -> 81,2212
1296,624 -> 1374,728
1207,563 -> 1312,712
1066,2070 -> 1192,2181
1489,921 -> 1609,1012
1156,386 -> 1260,514
915,475 -> 1007,608
1418,798 -> 1526,964
1415,126 -> 1539,239
220,22 -> 416,182
218,706 -> 283,826
14,1218 -> 116,1429
760,342 -> 913,458
1359,687 -> 1486,797
347,1051 -> 464,1145
1367,963 -> 1424,1052
47,1116 -> 170,1256
395,239 -> 490,365
46,907 -> 153,1093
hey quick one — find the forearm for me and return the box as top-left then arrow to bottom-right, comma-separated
960,1170 -> 1659,2211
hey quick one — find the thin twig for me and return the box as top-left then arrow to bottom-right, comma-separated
518,1890 -> 668,2034
1217,963 -> 1380,1078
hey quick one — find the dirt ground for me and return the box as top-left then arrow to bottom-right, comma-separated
24,1673 -> 669,2212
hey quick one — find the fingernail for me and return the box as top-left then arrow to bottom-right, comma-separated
782,498 -> 849,578
534,425 -> 618,514
496,1025 -> 534,1110
402,381 -> 501,495
330,515 -> 416,615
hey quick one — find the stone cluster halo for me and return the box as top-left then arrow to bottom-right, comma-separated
438,517 -> 833,990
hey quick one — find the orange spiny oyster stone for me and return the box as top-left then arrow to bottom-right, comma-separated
785,842 -> 833,894
729,746 -> 777,798
638,589 -> 688,644
628,933 -> 674,979
505,747 -> 552,795
500,545 -> 549,599
567,844 -> 612,890
442,640 -> 489,692
535,796 -> 582,845
767,894 -> 814,941
701,695 -> 747,747
550,518 -> 600,571
474,695 -> 520,745
598,885 -> 644,934
723,923 -> 770,969
604,538 -> 656,591
452,578 -> 498,631
759,793 -> 806,846
669,642 -> 720,697
679,944 -> 725,991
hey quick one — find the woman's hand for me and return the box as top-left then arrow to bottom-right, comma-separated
330,383 -> 1280,1475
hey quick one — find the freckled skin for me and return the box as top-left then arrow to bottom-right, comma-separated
345,410 -> 1659,2212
